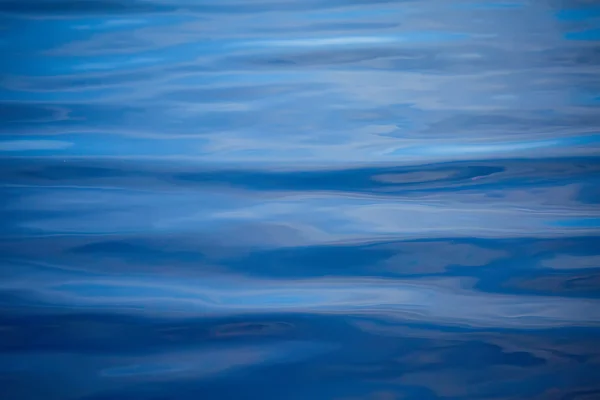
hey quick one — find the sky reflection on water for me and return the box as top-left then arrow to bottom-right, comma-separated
1,0 -> 600,399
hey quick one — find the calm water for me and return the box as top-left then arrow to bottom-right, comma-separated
1,1 -> 600,399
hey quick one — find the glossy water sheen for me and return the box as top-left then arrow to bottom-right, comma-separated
1,1 -> 600,399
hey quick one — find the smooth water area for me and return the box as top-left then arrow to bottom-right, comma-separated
1,1 -> 600,399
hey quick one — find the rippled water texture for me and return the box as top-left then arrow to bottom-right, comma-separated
2,1 -> 600,399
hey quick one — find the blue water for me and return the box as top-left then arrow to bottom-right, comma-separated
1,1 -> 600,399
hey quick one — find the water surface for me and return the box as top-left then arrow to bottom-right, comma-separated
1,1 -> 600,399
